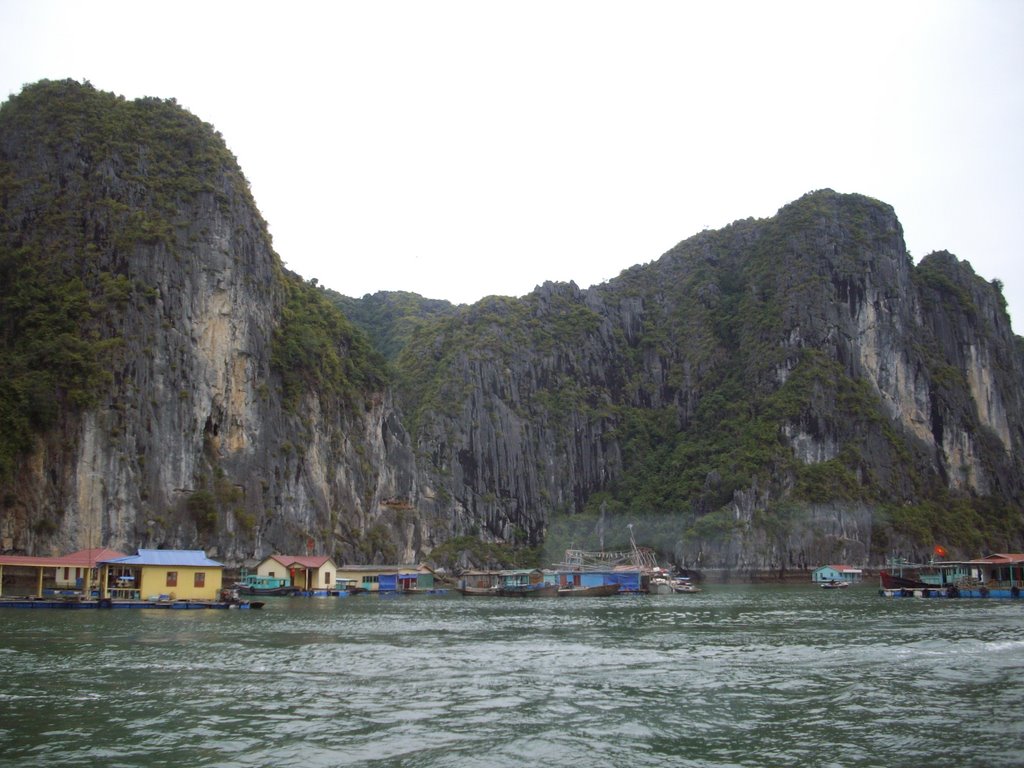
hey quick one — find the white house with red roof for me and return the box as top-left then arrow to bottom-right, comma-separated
255,554 -> 338,593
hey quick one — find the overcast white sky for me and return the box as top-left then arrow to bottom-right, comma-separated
2,0 -> 1022,330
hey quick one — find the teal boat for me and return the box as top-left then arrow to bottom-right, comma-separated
234,574 -> 297,596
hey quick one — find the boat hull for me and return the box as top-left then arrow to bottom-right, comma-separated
878,571 -> 929,590
235,585 -> 298,596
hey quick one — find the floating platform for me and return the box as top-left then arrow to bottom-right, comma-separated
0,597 -> 262,610
880,587 -> 1023,599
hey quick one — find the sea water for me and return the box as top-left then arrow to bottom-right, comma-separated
1,585 -> 1022,767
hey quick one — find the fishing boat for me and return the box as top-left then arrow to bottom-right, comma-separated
234,574 -> 298,596
557,583 -> 620,597
878,558 -> 930,590
499,582 -> 559,597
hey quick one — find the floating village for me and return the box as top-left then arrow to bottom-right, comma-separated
2,540 -> 1024,609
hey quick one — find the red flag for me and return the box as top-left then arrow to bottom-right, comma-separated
934,545 -> 948,557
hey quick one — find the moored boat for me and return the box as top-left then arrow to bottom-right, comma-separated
646,574 -> 674,595
671,578 -> 702,594
820,579 -> 850,589
234,574 -> 298,596
499,582 -> 559,597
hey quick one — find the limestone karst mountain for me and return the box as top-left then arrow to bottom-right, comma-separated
2,80 -> 1021,570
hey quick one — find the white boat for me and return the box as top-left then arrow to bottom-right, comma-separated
671,578 -> 702,594
820,579 -> 849,589
647,575 -> 674,595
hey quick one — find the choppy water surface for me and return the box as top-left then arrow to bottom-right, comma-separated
1,585 -> 1022,767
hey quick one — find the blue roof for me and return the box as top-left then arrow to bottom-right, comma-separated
103,549 -> 224,567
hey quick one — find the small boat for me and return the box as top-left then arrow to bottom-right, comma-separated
499,583 -> 559,598
671,578 -> 702,594
557,584 -> 621,597
457,585 -> 500,597
234,575 -> 298,596
820,580 -> 850,589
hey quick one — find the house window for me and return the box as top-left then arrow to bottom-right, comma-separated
64,567 -> 70,580
194,572 -> 205,588
324,571 -> 332,585
268,571 -> 275,578
166,571 -> 178,587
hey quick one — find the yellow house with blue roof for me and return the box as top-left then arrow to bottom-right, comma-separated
101,549 -> 224,601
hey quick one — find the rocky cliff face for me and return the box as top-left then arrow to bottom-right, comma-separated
397,193 -> 1024,566
0,81 -> 419,563
2,81 -> 1021,569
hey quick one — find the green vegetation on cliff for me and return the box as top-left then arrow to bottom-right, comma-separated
272,276 -> 387,411
0,79 -> 251,479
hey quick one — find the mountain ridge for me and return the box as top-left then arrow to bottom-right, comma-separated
1,79 -> 1021,572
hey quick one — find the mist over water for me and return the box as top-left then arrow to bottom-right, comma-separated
1,586 -> 1022,767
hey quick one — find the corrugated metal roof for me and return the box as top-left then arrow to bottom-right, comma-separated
0,549 -> 127,568
52,548 -> 128,566
819,564 -> 863,573
966,553 -> 1024,565
104,549 -> 223,567
0,554 -> 66,567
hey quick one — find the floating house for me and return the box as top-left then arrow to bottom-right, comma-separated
0,548 -> 126,597
458,570 -> 501,591
558,566 -> 643,593
501,568 -> 548,589
101,549 -> 224,601
962,553 -> 1024,586
255,555 -> 338,593
812,564 -> 863,584
334,563 -> 434,592
881,553 -> 1024,598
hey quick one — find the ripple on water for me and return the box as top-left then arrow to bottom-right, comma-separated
2,588 -> 1023,767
